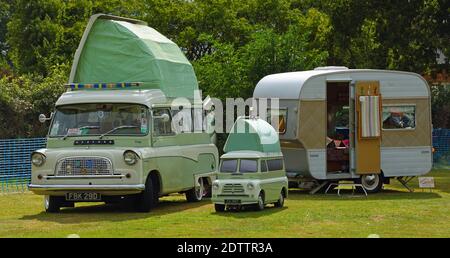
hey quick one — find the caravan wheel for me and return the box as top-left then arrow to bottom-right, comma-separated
360,174 -> 383,193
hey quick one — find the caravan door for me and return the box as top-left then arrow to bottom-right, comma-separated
354,81 -> 382,175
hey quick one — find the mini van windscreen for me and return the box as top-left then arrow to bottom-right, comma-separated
49,103 -> 149,137
239,159 -> 258,173
220,159 -> 238,173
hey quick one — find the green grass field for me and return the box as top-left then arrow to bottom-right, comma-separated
1,170 -> 449,238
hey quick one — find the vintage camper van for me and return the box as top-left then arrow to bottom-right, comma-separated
28,14 -> 218,212
212,117 -> 288,211
253,67 -> 432,193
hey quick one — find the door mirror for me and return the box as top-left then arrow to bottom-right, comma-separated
155,113 -> 170,123
38,113 -> 53,123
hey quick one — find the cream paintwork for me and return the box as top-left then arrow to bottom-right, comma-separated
30,88 -> 219,200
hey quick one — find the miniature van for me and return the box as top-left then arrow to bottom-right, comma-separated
253,67 -> 433,193
28,14 -> 218,212
211,117 -> 288,211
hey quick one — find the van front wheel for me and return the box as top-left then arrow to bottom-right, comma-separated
44,195 -> 61,213
135,176 -> 157,212
274,191 -> 284,208
256,193 -> 265,211
214,203 -> 225,212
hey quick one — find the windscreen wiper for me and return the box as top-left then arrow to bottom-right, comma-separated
99,125 -> 138,139
62,126 -> 100,140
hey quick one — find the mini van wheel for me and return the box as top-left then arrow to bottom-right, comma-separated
256,192 -> 265,211
44,195 -> 62,213
214,203 -> 225,212
186,178 -> 205,202
274,191 -> 285,208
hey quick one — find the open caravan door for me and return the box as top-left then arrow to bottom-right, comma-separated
354,81 -> 382,175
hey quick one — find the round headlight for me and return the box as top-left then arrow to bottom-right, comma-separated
213,182 -> 220,190
31,153 -> 45,167
247,182 -> 255,190
123,151 -> 139,165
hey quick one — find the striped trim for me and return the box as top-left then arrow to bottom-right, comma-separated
65,82 -> 142,90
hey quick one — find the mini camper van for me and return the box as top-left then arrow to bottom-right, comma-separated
253,67 -> 432,193
29,14 -> 218,212
212,117 -> 288,211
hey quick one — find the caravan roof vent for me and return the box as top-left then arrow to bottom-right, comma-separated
314,66 -> 349,71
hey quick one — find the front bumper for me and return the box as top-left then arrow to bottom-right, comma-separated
28,184 -> 145,196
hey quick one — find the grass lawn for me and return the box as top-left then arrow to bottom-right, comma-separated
0,169 -> 449,238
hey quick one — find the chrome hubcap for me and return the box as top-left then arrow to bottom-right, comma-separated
195,179 -> 204,200
361,174 -> 379,190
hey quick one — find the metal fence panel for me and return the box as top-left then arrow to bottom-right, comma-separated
433,129 -> 450,169
0,138 -> 47,193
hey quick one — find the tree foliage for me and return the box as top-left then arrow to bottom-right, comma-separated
0,0 -> 449,138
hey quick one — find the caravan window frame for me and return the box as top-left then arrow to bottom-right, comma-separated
381,104 -> 417,131
267,108 -> 288,135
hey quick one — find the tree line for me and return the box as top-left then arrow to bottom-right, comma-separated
0,0 -> 449,138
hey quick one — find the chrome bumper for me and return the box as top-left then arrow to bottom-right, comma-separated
28,184 -> 145,191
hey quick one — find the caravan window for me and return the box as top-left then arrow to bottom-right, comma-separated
382,105 -> 416,130
267,109 -> 287,134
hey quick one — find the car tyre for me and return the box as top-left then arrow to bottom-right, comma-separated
357,173 -> 383,194
135,176 -> 157,212
256,192 -> 265,211
274,191 -> 285,208
214,203 -> 225,212
186,178 -> 204,202
44,195 -> 61,213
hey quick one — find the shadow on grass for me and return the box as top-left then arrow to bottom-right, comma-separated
212,205 -> 287,219
287,188 -> 442,201
20,198 -> 210,224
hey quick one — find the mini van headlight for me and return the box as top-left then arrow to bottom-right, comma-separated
247,182 -> 255,190
31,152 -> 46,167
123,150 -> 139,165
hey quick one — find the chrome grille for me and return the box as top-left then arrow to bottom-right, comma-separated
222,184 -> 245,194
56,157 -> 113,176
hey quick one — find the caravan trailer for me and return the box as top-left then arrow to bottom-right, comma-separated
253,67 -> 432,193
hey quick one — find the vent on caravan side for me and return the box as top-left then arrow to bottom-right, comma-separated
314,66 -> 349,71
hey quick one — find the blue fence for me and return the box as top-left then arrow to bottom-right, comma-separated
0,138 -> 47,192
433,129 -> 450,168
0,130 -> 449,193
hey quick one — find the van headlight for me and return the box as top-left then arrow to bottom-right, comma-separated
123,150 -> 139,165
247,182 -> 255,190
31,152 -> 46,167
213,182 -> 220,190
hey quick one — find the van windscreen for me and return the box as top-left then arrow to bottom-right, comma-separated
220,159 -> 238,173
239,159 -> 258,173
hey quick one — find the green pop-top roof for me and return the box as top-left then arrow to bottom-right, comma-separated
223,117 -> 281,154
69,14 -> 199,99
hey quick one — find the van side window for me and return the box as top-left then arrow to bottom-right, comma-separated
267,159 -> 283,171
260,160 -> 268,172
153,109 -> 174,136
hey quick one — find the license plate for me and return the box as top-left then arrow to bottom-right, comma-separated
65,192 -> 101,201
225,199 -> 241,204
